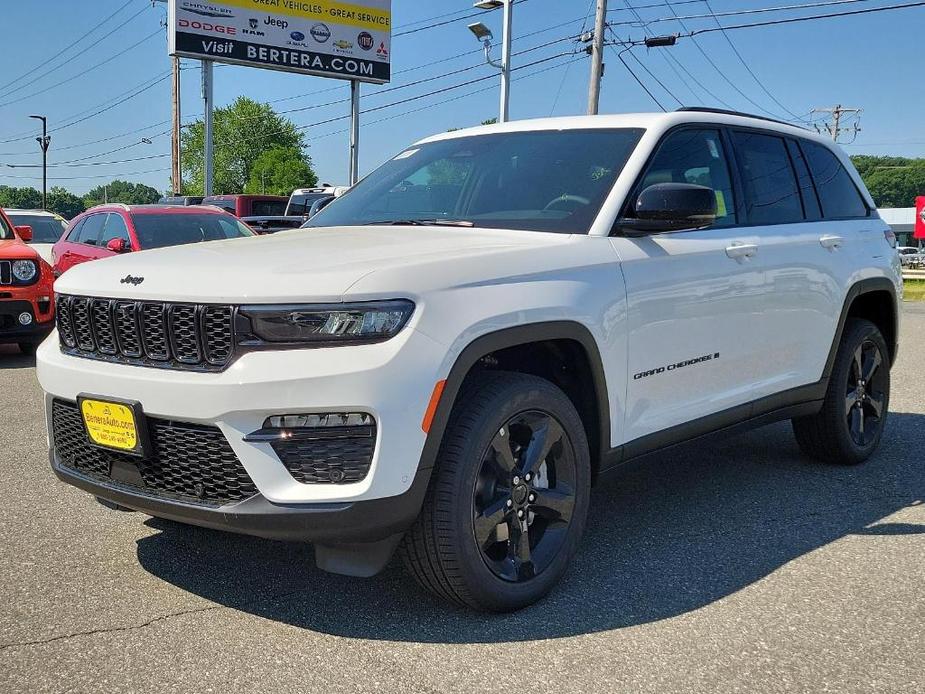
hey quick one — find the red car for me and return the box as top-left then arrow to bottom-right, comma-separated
53,204 -> 256,275
0,207 -> 55,354
201,194 -> 287,217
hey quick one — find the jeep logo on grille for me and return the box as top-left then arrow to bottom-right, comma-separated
120,275 -> 144,286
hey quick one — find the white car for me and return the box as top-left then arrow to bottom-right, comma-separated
37,109 -> 901,611
898,246 -> 923,267
4,208 -> 67,265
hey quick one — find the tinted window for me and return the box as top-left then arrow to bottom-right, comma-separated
205,199 -> 236,213
732,132 -> 803,225
801,141 -> 869,219
100,214 -> 131,246
131,213 -> 254,249
309,129 -> 645,234
6,214 -> 66,243
288,193 -> 328,216
252,200 -> 286,216
76,214 -> 106,245
635,128 -> 736,227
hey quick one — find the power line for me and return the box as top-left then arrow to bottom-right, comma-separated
608,42 -> 667,111
0,1 -> 152,100
0,28 -> 163,109
5,153 -> 170,169
620,0 -> 881,28
0,0 -> 139,94
2,166 -> 169,182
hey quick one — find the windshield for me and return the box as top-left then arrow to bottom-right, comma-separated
7,214 -> 66,243
132,213 -> 254,250
0,212 -> 12,240
308,128 -> 644,234
287,193 -> 329,216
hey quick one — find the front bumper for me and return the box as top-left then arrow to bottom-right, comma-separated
0,299 -> 53,344
38,325 -> 447,506
51,449 -> 431,544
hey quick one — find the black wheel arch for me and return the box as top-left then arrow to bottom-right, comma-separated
417,321 -> 611,479
823,277 -> 899,381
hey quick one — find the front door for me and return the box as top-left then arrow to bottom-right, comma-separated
612,127 -> 767,448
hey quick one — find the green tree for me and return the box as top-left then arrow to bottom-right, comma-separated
245,146 -> 316,196
181,96 -> 311,195
0,185 -> 42,209
46,187 -> 86,219
83,180 -> 161,208
863,163 -> 925,208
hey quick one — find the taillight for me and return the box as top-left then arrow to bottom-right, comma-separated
884,229 -> 897,248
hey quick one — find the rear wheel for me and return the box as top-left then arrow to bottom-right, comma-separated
400,371 -> 591,612
792,318 -> 890,465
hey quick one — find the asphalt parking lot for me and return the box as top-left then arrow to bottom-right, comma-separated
1,307 -> 922,694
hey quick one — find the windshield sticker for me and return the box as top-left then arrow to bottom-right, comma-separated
715,190 -> 727,217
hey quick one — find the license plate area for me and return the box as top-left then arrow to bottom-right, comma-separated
77,394 -> 149,458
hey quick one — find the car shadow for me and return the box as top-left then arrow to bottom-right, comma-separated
0,344 -> 35,369
135,413 -> 924,643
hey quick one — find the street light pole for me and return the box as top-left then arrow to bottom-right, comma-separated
472,0 -> 513,123
29,115 -> 50,210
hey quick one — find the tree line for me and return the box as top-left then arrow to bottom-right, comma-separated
0,180 -> 161,219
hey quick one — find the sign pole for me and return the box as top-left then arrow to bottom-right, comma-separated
171,56 -> 182,195
349,79 -> 360,186
201,59 -> 214,196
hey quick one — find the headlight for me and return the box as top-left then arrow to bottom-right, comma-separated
12,259 -> 37,282
240,300 -> 414,345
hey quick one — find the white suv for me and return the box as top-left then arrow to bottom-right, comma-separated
37,109 -> 902,612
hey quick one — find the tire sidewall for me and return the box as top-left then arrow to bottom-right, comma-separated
442,375 -> 591,611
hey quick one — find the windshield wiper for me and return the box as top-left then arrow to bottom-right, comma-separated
363,219 -> 474,227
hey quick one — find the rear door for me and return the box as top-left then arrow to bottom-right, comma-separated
613,126 -> 767,446
726,130 -> 854,396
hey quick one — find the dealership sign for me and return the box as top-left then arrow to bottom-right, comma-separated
168,0 -> 391,84
916,196 -> 925,239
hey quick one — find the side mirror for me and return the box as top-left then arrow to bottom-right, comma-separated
618,183 -> 716,236
106,238 -> 129,253
307,195 -> 335,218
14,225 -> 32,242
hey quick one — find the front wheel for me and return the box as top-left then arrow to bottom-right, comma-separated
400,371 -> 591,612
792,318 -> 890,465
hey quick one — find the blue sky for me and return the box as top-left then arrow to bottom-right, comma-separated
1,0 -> 924,195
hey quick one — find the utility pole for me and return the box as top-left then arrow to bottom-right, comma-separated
29,115 -> 50,210
171,56 -> 182,195
587,0 -> 608,115
201,59 -> 214,196
811,104 -> 862,143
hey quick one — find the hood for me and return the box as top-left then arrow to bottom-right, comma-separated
53,225 -> 563,303
0,237 -> 41,260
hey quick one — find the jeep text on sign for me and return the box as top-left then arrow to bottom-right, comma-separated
168,0 -> 390,84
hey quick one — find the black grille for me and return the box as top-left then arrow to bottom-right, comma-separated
52,399 -> 257,505
272,426 -> 376,484
56,294 -> 235,371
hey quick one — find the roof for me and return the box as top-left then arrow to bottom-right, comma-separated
417,111 -> 824,145
83,204 -> 228,215
2,208 -> 62,216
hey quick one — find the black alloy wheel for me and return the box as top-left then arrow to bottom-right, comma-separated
473,410 -> 577,583
845,339 -> 887,447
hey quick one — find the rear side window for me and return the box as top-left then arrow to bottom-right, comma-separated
635,128 -> 736,227
732,131 -> 803,225
76,214 -> 106,245
801,141 -> 869,219
206,199 -> 236,213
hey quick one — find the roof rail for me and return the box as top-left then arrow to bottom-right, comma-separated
676,107 -> 808,131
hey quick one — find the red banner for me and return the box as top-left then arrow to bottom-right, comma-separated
916,196 -> 925,239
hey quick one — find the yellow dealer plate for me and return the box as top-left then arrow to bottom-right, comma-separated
79,397 -> 143,455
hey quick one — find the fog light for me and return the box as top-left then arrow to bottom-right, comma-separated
18,312 -> 33,326
266,412 -> 373,429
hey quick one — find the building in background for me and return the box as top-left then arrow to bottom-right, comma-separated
878,208 -> 919,247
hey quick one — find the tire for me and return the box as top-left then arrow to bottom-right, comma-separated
18,342 -> 36,355
399,371 -> 591,612
792,318 -> 890,465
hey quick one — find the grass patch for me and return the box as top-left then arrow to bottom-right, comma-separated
904,279 -> 925,302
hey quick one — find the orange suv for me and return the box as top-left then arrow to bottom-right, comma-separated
0,207 -> 54,354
